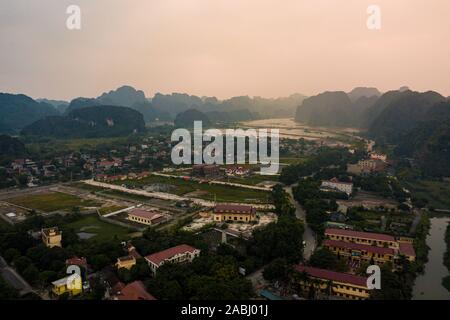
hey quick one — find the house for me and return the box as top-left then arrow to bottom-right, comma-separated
370,153 -> 387,162
320,178 -> 353,196
42,227 -> 62,248
115,255 -> 136,270
66,256 -> 87,269
112,281 -> 156,300
128,208 -> 166,226
212,204 -> 257,223
51,275 -> 83,296
294,265 -> 369,300
145,244 -> 200,274
348,159 -> 386,176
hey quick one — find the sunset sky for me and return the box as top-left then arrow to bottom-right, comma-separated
1,0 -> 450,100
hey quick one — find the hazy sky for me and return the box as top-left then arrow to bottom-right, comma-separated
1,0 -> 450,100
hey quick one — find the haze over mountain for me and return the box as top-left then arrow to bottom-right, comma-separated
367,90 -> 446,143
347,87 -> 382,102
0,93 -> 60,134
22,105 -> 145,139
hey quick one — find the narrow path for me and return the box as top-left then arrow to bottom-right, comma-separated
284,185 -> 316,261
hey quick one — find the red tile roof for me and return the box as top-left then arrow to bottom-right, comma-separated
214,204 -> 256,214
116,281 -> 156,301
399,242 -> 416,258
324,239 -> 395,255
325,228 -> 395,242
65,256 -> 87,266
128,208 -> 162,220
295,265 -> 368,287
145,244 -> 198,265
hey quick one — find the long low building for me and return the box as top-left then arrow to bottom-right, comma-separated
294,265 -> 369,300
128,208 -> 166,226
325,228 -> 398,249
324,239 -> 396,265
324,228 -> 416,263
212,204 -> 257,223
145,244 -> 200,274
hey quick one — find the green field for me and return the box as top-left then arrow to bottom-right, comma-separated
113,175 -> 272,204
65,214 -> 133,241
404,180 -> 450,209
7,192 -> 100,212
224,174 -> 279,186
98,205 -> 126,215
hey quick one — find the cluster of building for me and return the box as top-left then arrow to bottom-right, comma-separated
225,166 -> 250,177
45,230 -> 201,300
292,228 -> 416,300
94,171 -> 150,183
347,152 -> 388,176
323,228 -> 416,266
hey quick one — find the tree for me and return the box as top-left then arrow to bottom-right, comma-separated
22,265 -> 40,285
309,248 -> 348,272
263,258 -> 291,282
3,248 -> 20,263
0,278 -> 19,300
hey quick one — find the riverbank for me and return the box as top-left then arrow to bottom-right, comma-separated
442,221 -> 450,292
412,216 -> 450,300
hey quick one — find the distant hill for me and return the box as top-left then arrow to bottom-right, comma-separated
22,105 -> 145,138
0,134 -> 27,164
174,109 -> 211,128
393,101 -> 450,177
295,91 -> 356,127
97,85 -> 148,107
36,98 -> 69,113
65,97 -> 100,114
347,87 -> 381,102
0,93 -> 60,134
368,90 -> 446,143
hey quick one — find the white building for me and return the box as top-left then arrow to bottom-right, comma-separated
144,244 -> 200,274
321,178 -> 353,196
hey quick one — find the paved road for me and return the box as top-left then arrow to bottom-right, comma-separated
0,255 -> 33,295
409,209 -> 422,234
284,186 -> 316,261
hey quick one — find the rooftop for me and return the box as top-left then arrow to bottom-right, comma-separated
115,281 -> 156,301
324,239 -> 395,255
66,256 -> 87,266
128,208 -> 162,220
42,227 -> 61,237
294,265 -> 368,287
325,228 -> 395,242
214,204 -> 256,214
399,242 -> 416,258
145,244 -> 198,265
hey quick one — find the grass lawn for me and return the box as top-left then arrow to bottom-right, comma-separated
224,174 -> 279,186
98,205 -> 126,215
113,175 -> 272,204
7,192 -> 100,212
404,180 -> 450,209
65,214 -> 133,241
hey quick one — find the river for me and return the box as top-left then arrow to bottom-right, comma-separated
412,217 -> 450,300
